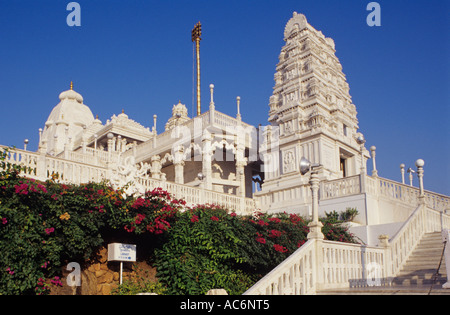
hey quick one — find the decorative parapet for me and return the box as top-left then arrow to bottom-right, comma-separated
320,175 -> 361,200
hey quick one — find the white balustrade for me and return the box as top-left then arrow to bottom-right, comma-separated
321,175 -> 361,200
244,240 -> 317,295
244,204 -> 450,295
135,175 -> 254,215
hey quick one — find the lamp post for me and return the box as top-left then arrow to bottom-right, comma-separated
236,96 -> 241,121
356,135 -> 366,173
370,146 -> 378,177
24,139 -> 29,151
415,159 -> 425,202
400,164 -> 405,184
407,167 -> 415,187
300,157 -> 324,240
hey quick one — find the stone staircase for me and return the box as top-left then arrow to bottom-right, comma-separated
318,232 -> 449,295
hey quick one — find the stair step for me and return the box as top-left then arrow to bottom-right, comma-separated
317,232 -> 449,295
318,285 -> 450,295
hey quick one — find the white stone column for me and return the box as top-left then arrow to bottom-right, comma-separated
173,146 -> 185,185
153,115 -> 157,148
307,170 -> 324,240
107,133 -> 114,163
202,134 -> 213,190
235,142 -> 247,197
400,163 -> 405,184
370,146 -> 378,177
407,167 -> 415,186
151,155 -> 162,180
236,96 -> 241,121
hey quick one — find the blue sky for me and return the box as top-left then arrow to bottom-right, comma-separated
0,0 -> 449,195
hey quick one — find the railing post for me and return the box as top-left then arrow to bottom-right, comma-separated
400,164 -> 405,184
37,151 -> 47,180
415,159 -> 425,204
378,234 -> 392,281
370,146 -> 378,177
360,172 -> 366,194
307,170 -> 324,240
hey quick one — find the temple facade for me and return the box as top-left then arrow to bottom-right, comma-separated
2,12 -> 448,248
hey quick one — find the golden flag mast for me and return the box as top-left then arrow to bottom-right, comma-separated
192,22 -> 202,116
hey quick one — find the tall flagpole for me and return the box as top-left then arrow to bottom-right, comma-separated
192,22 -> 202,116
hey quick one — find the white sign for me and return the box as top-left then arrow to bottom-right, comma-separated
108,243 -> 137,262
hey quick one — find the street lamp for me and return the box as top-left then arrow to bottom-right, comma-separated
407,167 -> 415,187
356,135 -> 366,173
300,157 -> 324,240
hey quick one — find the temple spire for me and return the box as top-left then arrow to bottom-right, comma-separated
70,81 -> 73,90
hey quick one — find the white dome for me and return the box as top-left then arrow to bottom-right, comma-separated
41,86 -> 95,154
58,89 -> 84,104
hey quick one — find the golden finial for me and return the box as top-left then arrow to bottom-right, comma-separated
122,109 -> 124,114
70,81 -> 73,90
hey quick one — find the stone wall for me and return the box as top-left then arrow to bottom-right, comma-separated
50,247 -> 157,295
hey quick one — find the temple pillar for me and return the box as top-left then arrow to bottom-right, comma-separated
151,155 -> 162,180
202,133 -> 213,190
235,142 -> 247,197
173,146 -> 185,184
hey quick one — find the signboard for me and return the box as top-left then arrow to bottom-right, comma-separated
108,243 -> 137,262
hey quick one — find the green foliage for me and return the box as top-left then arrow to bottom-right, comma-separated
154,208 -> 358,295
154,206 -> 255,295
112,278 -> 167,295
112,264 -> 167,296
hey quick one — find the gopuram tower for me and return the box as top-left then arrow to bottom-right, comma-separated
256,12 -> 368,214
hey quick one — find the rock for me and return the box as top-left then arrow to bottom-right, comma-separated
81,271 -> 98,295
95,270 -> 107,278
98,272 -> 114,284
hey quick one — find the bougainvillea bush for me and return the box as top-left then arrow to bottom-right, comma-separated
0,148 -> 357,295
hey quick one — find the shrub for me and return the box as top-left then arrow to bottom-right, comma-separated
0,148 -> 358,295
154,206 -> 255,295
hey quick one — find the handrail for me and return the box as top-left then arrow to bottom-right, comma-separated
243,240 -> 317,295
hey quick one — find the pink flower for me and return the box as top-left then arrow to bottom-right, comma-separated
269,229 -> 282,238
211,216 -> 219,221
51,276 -> 63,287
1,218 -> 7,225
273,244 -> 288,253
256,237 -> 266,244
45,227 -> 55,235
37,184 -> 47,193
135,213 -> 146,224
14,183 -> 29,195
230,212 -> 237,217
255,232 -> 266,244
191,215 -> 199,223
